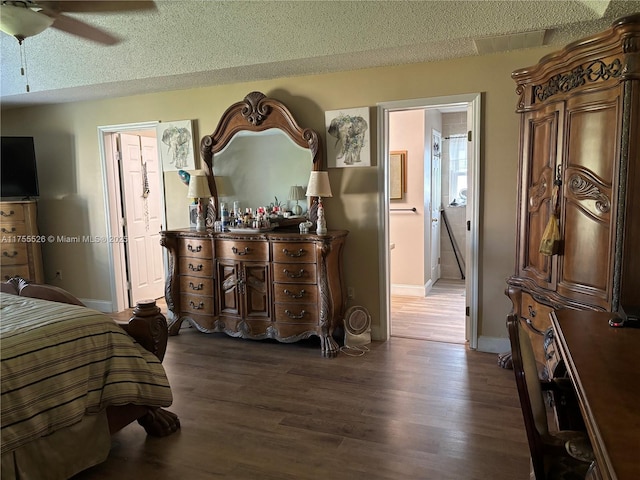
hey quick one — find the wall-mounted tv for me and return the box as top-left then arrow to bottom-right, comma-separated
1,136 -> 40,198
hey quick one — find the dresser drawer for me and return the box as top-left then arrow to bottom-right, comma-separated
0,223 -> 28,236
179,257 -> 214,278
273,263 -> 317,284
179,275 -> 214,295
1,264 -> 30,281
520,292 -> 553,334
215,239 -> 268,262
273,284 -> 318,304
0,206 -> 25,223
179,238 -> 212,258
274,303 -> 318,324
0,243 -> 28,265
180,293 -> 215,315
272,242 -> 316,263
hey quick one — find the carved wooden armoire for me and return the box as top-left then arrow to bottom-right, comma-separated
505,14 -> 640,378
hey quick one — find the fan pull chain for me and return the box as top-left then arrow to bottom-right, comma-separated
18,39 -> 30,92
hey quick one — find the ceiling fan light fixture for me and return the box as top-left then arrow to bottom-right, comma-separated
0,4 -> 54,41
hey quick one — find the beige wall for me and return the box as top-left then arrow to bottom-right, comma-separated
389,109 -> 426,291
0,45 -> 556,349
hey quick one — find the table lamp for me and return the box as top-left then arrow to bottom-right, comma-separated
187,170 -> 212,231
289,185 -> 305,216
306,171 -> 332,235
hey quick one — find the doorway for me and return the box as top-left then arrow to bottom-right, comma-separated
377,94 -> 481,348
98,122 -> 167,312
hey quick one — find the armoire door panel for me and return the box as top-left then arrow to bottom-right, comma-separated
564,89 -> 621,184
558,202 -> 612,305
556,88 -> 620,308
518,104 -> 563,288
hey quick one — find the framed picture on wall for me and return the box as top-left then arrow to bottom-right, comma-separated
157,119 -> 197,171
389,150 -> 407,200
324,107 -> 371,168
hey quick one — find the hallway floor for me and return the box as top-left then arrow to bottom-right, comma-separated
391,279 -> 466,344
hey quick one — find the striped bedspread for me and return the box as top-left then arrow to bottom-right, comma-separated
0,292 -> 173,455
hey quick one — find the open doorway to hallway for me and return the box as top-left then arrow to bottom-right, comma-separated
379,94 -> 480,347
98,122 -> 167,312
391,279 -> 466,343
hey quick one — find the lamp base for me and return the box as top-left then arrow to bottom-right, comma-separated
316,199 -> 327,235
292,203 -> 303,216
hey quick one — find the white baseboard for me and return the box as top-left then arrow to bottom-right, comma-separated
81,299 -> 114,313
476,335 -> 510,354
390,280 -> 433,297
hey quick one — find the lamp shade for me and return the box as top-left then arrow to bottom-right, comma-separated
289,185 -> 305,201
306,171 -> 332,198
0,5 -> 54,41
187,171 -> 211,198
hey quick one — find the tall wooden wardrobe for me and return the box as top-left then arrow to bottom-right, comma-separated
503,14 -> 640,378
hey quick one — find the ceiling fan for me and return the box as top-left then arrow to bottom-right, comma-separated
0,0 -> 156,45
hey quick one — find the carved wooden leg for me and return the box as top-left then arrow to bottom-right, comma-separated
321,334 -> 339,358
167,311 -> 185,336
137,408 -> 180,437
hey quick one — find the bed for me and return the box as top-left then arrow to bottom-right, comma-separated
1,277 -> 179,480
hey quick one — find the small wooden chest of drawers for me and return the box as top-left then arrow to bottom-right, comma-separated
0,200 -> 44,283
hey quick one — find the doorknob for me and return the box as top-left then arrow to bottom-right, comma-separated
431,218 -> 438,222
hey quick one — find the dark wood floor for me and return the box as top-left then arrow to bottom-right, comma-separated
74,323 -> 531,479
391,279 -> 466,344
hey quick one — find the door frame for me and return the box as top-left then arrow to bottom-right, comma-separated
97,121 -> 167,312
377,93 -> 481,348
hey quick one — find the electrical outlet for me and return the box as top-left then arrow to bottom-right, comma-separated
347,287 -> 355,299
55,270 -> 62,280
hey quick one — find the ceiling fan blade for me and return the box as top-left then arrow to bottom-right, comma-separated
37,1 -> 156,13
50,13 -> 120,45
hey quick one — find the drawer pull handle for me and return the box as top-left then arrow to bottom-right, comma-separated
187,244 -> 202,253
189,301 -> 205,310
0,210 -> 15,217
3,251 -> 18,258
189,282 -> 204,290
285,309 -> 307,319
283,268 -> 305,278
284,288 -> 305,299
232,246 -> 250,256
188,263 -> 203,272
1,227 -> 16,233
282,248 -> 305,258
528,305 -> 536,317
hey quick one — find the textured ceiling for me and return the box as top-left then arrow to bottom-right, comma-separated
1,0 -> 639,109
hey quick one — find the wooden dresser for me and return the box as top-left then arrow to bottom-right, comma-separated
551,310 -> 640,480
0,200 -> 44,283
503,15 -> 640,381
161,228 -> 348,357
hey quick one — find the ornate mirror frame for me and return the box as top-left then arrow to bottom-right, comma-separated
200,91 -> 322,224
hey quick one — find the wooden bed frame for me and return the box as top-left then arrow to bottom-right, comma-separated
1,276 -> 180,437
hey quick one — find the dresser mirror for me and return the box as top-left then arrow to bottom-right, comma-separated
212,128 -> 312,214
200,91 -> 322,226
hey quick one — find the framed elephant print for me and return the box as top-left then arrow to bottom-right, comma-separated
157,119 -> 197,171
325,107 -> 371,168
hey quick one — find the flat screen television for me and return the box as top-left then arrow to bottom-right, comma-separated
1,136 -> 40,198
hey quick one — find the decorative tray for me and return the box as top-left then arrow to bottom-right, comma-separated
227,226 -> 275,234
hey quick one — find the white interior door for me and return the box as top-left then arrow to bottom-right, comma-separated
119,133 -> 165,305
431,129 -> 442,283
